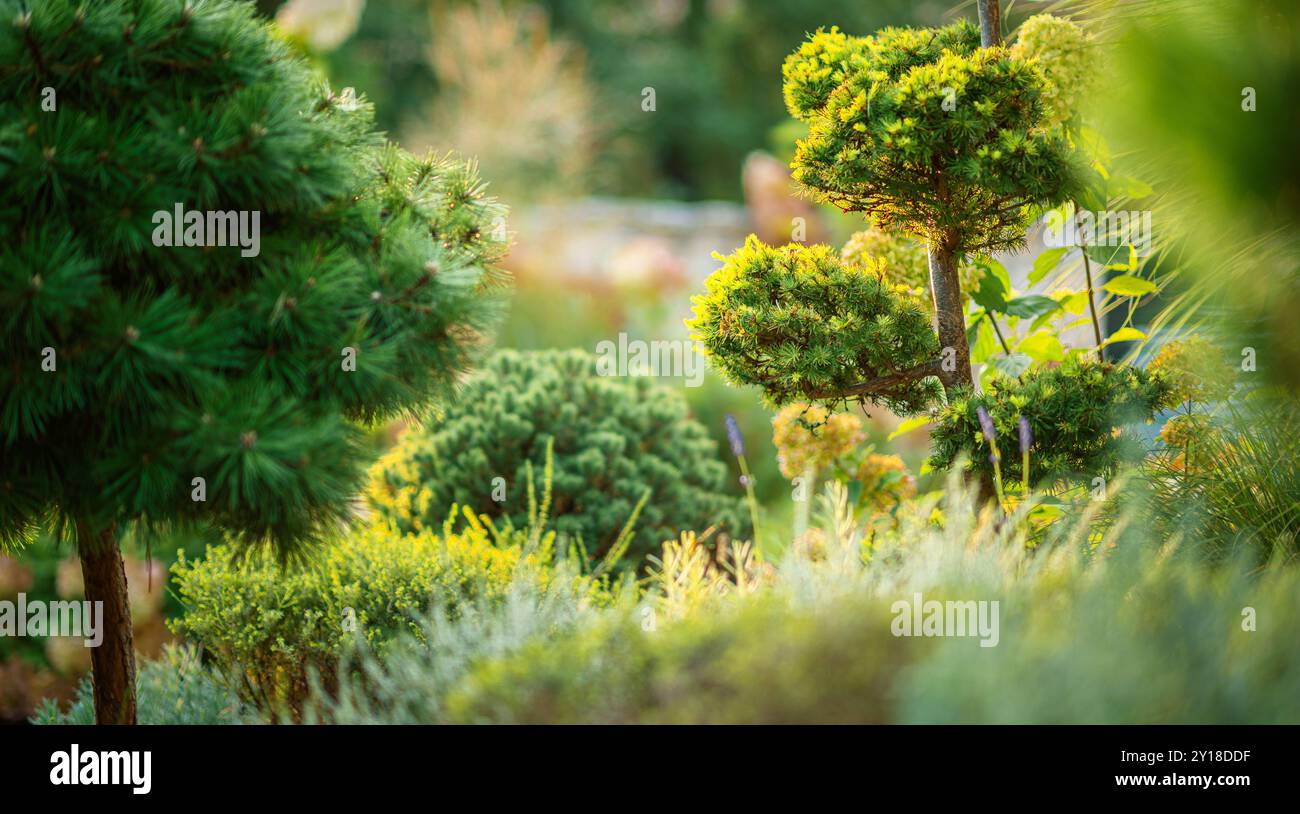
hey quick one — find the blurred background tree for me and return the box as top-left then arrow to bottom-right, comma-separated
267,0 -> 936,201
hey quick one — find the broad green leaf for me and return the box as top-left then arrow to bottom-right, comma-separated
991,352 -> 1032,380
1061,290 -> 1091,315
1029,247 -> 1068,286
888,414 -> 932,441
977,256 -> 1011,295
1102,326 -> 1148,346
1016,331 -> 1065,363
1103,274 -> 1157,298
1005,294 -> 1062,320
970,271 -> 1008,312
1104,244 -> 1138,272
970,315 -> 998,363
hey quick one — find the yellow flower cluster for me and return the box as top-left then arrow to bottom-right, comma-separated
772,403 -> 865,479
1149,336 -> 1235,404
852,453 -> 917,510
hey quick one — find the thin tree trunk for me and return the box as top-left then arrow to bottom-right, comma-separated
77,523 -> 137,725
929,238 -> 998,508
928,238 -> 973,392
977,0 -> 1002,47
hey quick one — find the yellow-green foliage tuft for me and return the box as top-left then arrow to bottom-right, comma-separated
170,509 -> 583,719
1011,14 -> 1096,131
687,237 -> 941,412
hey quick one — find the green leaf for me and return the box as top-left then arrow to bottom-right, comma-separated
1105,244 -> 1139,272
970,271 -> 1009,313
1103,274 -> 1157,298
846,480 -> 864,507
1029,247 -> 1068,286
888,414 -> 932,441
1016,331 -> 1065,363
1060,290 -> 1091,315
1102,326 -> 1148,346
970,315 -> 998,362
991,352 -> 1032,380
1005,294 -> 1062,320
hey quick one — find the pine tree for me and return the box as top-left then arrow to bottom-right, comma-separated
0,0 -> 508,723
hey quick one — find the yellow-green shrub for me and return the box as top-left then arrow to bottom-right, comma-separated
170,510 -> 565,718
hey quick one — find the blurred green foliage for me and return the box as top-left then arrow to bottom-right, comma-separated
266,0 -> 932,200
32,645 -> 249,725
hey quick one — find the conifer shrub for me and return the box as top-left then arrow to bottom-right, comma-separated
170,511 -> 566,719
0,0 -> 508,722
928,356 -> 1172,485
782,19 -> 1079,254
686,237 -> 940,413
366,349 -> 745,568
1010,13 -> 1097,131
689,15 -> 1088,507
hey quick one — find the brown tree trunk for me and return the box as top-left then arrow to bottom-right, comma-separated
928,237 -> 973,393
978,0 -> 1002,47
77,523 -> 137,725
929,238 -> 999,508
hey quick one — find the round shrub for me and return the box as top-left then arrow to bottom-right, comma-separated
686,237 -> 941,413
366,349 -> 745,567
928,356 -> 1172,485
784,19 -> 1080,254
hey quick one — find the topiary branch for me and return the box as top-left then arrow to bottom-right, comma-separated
806,358 -> 946,401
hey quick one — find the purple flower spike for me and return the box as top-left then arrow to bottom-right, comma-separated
725,414 -> 746,458
976,406 -> 997,443
1018,416 -> 1033,454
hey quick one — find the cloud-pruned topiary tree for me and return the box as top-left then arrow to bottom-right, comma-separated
0,0 -> 509,723
693,11 -> 1081,417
